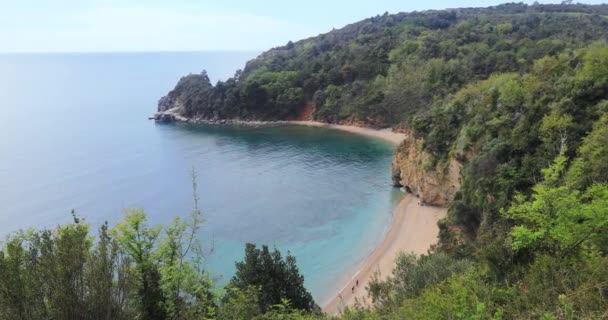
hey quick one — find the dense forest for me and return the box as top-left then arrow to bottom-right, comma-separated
2,2 -> 608,319
158,2 -> 608,127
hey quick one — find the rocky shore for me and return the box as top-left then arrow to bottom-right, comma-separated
391,129 -> 462,207
153,108 -> 301,126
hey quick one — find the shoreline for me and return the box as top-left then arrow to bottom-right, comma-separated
153,109 -> 406,145
322,194 -> 447,314
153,109 -> 446,315
285,121 -> 406,145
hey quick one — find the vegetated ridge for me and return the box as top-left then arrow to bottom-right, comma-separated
1,2 -> 607,319
155,3 -> 608,317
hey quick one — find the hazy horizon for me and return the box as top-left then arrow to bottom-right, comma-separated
2,0 -> 606,53
0,50 -> 261,55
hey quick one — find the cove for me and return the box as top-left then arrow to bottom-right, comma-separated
0,52 -> 401,305
163,123 -> 402,304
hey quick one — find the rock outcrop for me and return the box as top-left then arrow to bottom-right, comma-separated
391,131 -> 462,207
153,107 -> 189,123
158,94 -> 181,113
156,72 -> 214,116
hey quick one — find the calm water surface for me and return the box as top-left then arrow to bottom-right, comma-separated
0,52 -> 400,304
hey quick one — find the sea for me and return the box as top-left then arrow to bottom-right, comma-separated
0,52 -> 401,305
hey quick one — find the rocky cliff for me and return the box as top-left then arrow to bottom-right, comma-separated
155,88 -> 462,207
391,131 -> 462,207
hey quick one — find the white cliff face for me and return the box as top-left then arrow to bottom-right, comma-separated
157,94 -> 180,112
391,130 -> 462,207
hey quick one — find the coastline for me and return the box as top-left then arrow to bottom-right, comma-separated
286,121 -> 405,145
153,109 -> 406,146
154,109 -> 447,315
322,194 -> 447,314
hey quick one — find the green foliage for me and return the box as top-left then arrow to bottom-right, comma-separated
366,70 -> 608,316
426,45 -> 608,244
505,152 -> 608,255
512,253 -> 608,319
0,173 -> 219,319
398,271 -> 496,320
218,286 -> 263,319
364,146 -> 608,318
254,300 -> 321,320
367,253 -> 472,309
566,115 -> 608,190
0,219 -> 137,320
0,172 -> 321,319
6,3 -> 608,319
229,244 -> 318,313
495,23 -> 513,35
0,211 -> 323,320
539,111 -> 574,151
575,44 -> 608,82
156,214 -> 215,318
498,78 -> 525,109
160,4 -> 608,128
112,209 -> 168,319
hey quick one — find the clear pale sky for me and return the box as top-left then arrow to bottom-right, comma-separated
1,0 -> 605,53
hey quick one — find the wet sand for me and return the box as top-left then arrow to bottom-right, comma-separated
323,194 -> 447,314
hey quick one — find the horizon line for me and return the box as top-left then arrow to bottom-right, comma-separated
0,49 -> 263,55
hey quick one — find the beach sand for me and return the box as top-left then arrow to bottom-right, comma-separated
323,194 -> 447,315
277,121 -> 445,314
158,113 -> 442,315
155,109 -> 407,146
288,121 -> 406,145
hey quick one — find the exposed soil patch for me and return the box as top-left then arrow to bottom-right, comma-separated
290,101 -> 315,121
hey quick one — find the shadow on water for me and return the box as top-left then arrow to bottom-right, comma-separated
0,52 -> 401,305
163,122 -> 395,165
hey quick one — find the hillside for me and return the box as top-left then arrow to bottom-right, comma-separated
3,2 -> 606,319
153,3 -> 608,318
158,0 -> 608,247
154,3 -> 608,318
157,2 -> 608,127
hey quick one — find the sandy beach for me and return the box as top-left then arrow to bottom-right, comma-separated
323,194 -> 447,314
287,121 -> 406,145
154,109 -> 407,146
157,112 -> 445,315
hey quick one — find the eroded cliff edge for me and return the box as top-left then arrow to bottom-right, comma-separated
391,130 -> 462,207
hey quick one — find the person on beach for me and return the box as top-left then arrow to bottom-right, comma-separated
356,279 -> 359,286
352,286 -> 354,293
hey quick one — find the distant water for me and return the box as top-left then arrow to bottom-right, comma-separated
0,52 -> 400,305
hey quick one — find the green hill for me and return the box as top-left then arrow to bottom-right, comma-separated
158,3 -> 608,127
155,3 -> 608,317
1,3 -> 607,319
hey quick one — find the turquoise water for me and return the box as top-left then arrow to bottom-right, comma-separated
0,53 -> 400,305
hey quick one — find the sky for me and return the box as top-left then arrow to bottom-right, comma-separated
1,0 -> 606,53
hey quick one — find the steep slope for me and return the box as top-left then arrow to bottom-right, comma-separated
391,129 -> 462,207
158,3 -> 608,245
158,3 -> 608,128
